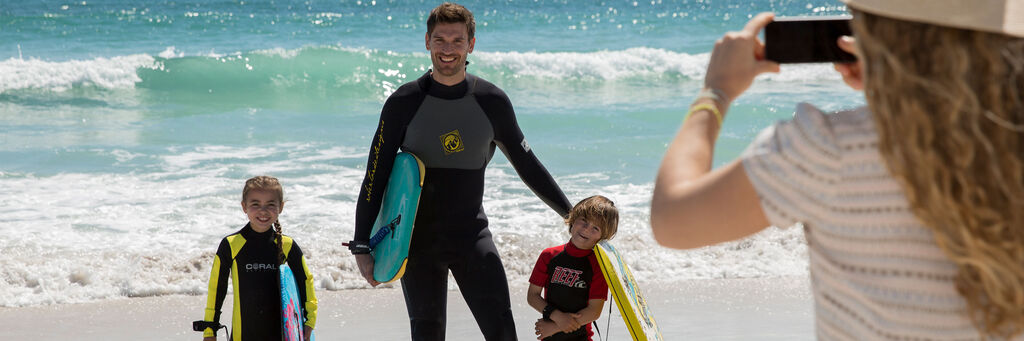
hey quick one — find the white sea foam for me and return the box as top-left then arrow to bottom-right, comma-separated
253,45 -> 377,59
161,145 -> 281,170
0,144 -> 364,307
0,54 -> 158,93
476,47 -> 708,80
157,46 -> 184,59
0,143 -> 808,307
253,47 -> 303,59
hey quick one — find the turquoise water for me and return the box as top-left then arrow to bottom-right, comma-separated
1,0 -> 860,307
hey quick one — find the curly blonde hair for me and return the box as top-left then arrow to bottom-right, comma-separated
851,10 -> 1024,338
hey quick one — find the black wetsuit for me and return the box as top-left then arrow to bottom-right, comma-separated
202,223 -> 318,341
354,71 -> 572,341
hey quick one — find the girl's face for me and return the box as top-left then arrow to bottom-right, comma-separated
242,189 -> 283,233
569,217 -> 603,250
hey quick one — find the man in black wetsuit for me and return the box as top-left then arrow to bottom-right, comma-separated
347,3 -> 572,341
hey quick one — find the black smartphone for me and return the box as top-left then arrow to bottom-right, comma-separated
765,16 -> 856,63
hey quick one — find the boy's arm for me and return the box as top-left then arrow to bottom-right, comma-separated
571,299 -> 607,325
527,250 -> 553,314
535,319 -> 561,340
527,259 -> 579,333
526,284 -> 547,313
528,284 -> 583,333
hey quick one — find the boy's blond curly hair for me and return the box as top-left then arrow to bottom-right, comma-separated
565,195 -> 618,241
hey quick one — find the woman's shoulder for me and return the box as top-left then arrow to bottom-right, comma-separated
798,103 -> 873,132
793,103 -> 872,133
780,103 -> 876,153
743,103 -> 880,186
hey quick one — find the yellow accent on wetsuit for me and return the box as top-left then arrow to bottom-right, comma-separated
200,224 -> 318,340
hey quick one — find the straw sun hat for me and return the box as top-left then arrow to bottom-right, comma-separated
839,0 -> 1023,37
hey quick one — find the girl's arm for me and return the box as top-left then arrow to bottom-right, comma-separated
650,13 -> 778,249
297,256 -> 318,330
202,240 -> 233,340
287,242 -> 318,330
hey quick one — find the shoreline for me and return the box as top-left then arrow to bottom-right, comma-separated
0,277 -> 813,340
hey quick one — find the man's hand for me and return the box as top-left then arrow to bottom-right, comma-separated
303,325 -> 313,340
354,254 -> 381,287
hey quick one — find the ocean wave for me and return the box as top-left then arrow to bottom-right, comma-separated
0,54 -> 157,93
0,45 -> 842,96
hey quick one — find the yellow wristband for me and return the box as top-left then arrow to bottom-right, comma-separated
686,103 -> 723,127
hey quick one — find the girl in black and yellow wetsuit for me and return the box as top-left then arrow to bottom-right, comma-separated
200,176 -> 318,341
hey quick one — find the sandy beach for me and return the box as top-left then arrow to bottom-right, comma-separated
0,277 -> 812,340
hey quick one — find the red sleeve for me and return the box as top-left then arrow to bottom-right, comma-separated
529,249 -> 554,287
588,254 -> 608,300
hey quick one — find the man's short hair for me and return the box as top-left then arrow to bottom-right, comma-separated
427,2 -> 476,39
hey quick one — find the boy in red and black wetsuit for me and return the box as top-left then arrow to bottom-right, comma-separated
527,196 -> 619,341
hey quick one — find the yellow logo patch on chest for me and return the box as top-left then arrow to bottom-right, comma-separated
440,129 -> 464,155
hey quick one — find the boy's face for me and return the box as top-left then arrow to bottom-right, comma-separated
569,217 -> 603,250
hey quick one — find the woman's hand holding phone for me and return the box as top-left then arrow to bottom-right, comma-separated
833,36 -> 865,91
704,12 -> 781,104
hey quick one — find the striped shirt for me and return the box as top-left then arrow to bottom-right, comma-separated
741,104 -> 1000,340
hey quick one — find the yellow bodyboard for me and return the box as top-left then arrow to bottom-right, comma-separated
594,241 -> 663,341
